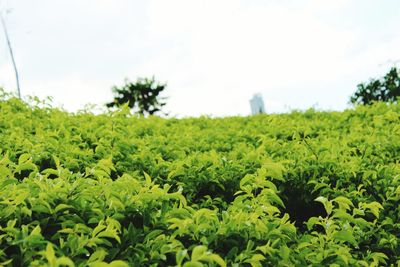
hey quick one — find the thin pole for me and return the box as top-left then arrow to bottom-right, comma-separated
0,12 -> 20,98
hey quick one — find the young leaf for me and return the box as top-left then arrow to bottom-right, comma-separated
333,230 -> 357,246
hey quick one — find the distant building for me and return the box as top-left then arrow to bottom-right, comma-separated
250,93 -> 265,115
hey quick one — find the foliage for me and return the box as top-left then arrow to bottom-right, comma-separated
350,67 -> 400,105
106,77 -> 167,116
1,89 -> 400,266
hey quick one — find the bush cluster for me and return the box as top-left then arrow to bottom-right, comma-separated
0,91 -> 400,266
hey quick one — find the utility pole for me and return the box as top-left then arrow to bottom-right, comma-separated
0,11 -> 21,98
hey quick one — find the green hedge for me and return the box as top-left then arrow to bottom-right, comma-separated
0,91 -> 399,266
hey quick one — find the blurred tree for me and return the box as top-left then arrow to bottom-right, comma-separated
350,67 -> 400,105
107,77 -> 167,115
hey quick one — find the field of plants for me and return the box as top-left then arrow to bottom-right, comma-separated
0,92 -> 400,266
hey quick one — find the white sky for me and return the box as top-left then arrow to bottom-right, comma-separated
1,0 -> 399,117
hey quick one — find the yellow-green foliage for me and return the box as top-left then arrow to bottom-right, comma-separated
0,91 -> 400,266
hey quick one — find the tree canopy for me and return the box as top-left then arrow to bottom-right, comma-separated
350,67 -> 400,105
106,77 -> 167,115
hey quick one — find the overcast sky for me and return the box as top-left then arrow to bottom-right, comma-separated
1,0 -> 399,117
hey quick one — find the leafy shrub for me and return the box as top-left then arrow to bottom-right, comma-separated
0,90 -> 400,266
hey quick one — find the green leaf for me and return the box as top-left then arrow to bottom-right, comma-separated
30,225 -> 42,237
360,202 -> 383,218
263,161 -> 285,181
245,254 -> 266,267
108,260 -> 130,267
56,257 -> 75,267
18,153 -> 31,164
333,196 -> 353,211
176,250 -> 188,266
53,155 -> 61,169
45,243 -> 56,266
143,171 -> 152,186
16,162 -> 37,172
315,196 -> 332,215
333,230 -> 357,246
92,223 -> 107,238
88,249 -> 108,263
239,174 -> 253,191
183,262 -> 203,267
54,204 -> 74,213
206,254 -> 226,267
191,246 -> 207,261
